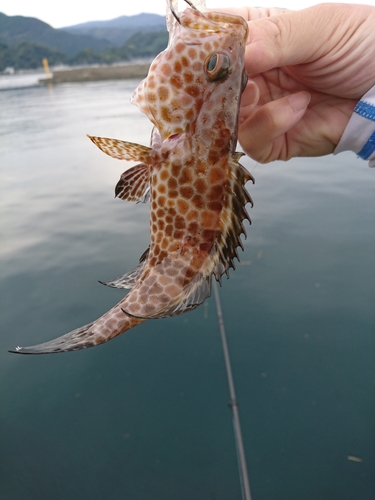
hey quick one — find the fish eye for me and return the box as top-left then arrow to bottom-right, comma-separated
207,54 -> 218,72
204,52 -> 230,82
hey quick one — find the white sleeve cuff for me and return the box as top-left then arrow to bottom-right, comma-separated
334,85 -> 375,168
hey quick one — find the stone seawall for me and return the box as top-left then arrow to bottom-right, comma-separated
39,63 -> 150,84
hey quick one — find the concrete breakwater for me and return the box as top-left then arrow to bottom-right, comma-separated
39,63 -> 150,84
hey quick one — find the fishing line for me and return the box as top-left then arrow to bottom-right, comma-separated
213,280 -> 252,500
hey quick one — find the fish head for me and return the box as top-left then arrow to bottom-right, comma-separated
132,2 -> 248,152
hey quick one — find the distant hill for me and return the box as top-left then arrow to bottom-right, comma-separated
0,12 -> 113,57
62,13 -> 165,30
106,31 -> 168,63
0,11 -> 168,71
61,13 -> 166,47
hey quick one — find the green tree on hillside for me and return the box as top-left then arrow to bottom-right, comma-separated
0,41 -> 67,71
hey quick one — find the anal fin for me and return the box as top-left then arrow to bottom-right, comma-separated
153,274 -> 212,318
100,248 -> 149,289
122,269 -> 212,320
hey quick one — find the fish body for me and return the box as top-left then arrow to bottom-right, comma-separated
10,0 -> 253,354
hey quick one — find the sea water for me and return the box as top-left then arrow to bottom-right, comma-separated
1,75 -> 374,500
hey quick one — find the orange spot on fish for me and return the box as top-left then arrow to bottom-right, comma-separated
209,167 -> 225,184
209,185 -> 224,201
175,42 -> 185,53
161,63 -> 171,76
175,216 -> 186,230
194,178 -> 208,194
188,48 -> 197,59
181,56 -> 189,67
161,106 -> 172,123
160,169 -> 169,181
208,200 -> 222,212
170,75 -> 183,89
168,177 -> 178,189
177,199 -> 189,215
188,221 -> 198,234
202,210 -> 220,229
180,186 -> 194,199
158,195 -> 166,206
158,86 -> 170,102
171,164 -> 181,177
192,194 -> 204,209
186,85 -> 200,98
185,267 -> 196,279
183,71 -> 194,84
187,210 -> 199,222
148,92 -> 157,103
185,108 -> 195,121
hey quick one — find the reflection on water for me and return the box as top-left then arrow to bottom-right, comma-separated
1,78 -> 374,500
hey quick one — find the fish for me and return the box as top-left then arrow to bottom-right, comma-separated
9,0 -> 253,355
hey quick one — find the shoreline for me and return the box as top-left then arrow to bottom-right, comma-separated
39,63 -> 150,84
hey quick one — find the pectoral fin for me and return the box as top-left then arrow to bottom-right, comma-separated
115,163 -> 150,203
87,135 -> 153,163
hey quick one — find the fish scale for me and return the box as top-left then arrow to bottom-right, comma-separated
10,0 -> 253,354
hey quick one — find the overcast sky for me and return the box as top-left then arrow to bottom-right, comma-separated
2,0 -> 375,28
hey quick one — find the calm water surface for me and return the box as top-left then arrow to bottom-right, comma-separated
1,75 -> 374,500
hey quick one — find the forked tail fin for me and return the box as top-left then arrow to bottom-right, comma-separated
9,302 -> 145,354
9,322 -> 97,354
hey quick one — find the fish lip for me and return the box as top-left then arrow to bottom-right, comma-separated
166,133 -> 182,141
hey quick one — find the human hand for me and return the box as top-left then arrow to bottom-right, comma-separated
220,4 -> 375,162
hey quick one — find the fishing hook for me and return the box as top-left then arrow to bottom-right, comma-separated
168,0 -> 181,24
184,0 -> 199,10
169,0 -> 199,25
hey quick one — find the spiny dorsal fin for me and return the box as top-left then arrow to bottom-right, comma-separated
215,155 -> 254,277
87,135 -> 152,163
115,163 -> 150,203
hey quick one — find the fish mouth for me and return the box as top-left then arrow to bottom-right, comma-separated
167,133 -> 182,141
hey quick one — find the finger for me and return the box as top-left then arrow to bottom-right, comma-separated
238,91 -> 311,163
244,4 -> 359,75
210,7 -> 287,21
240,79 -> 260,109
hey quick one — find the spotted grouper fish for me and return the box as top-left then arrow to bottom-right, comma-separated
10,0 -> 253,354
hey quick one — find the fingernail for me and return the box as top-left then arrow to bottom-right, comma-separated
288,92 -> 310,112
